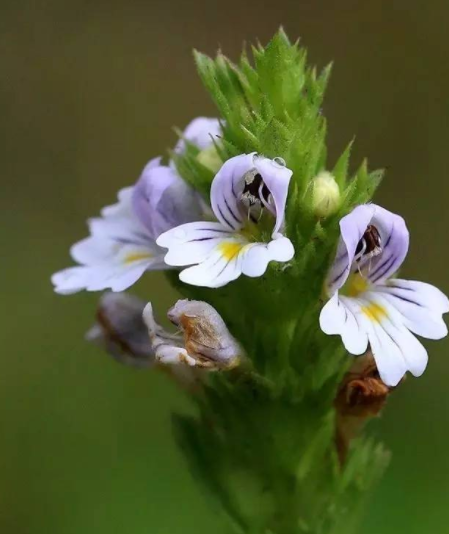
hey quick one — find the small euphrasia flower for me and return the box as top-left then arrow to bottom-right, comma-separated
51,118 -> 220,294
156,153 -> 295,288
320,203 -> 449,386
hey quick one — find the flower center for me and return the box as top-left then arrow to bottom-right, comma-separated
361,302 -> 388,323
123,251 -> 153,264
354,225 -> 382,264
218,241 -> 245,260
240,169 -> 272,223
342,273 -> 369,297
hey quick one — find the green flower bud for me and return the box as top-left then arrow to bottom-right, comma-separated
312,171 -> 340,217
196,144 -> 223,174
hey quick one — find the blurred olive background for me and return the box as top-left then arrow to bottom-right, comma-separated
2,0 -> 449,532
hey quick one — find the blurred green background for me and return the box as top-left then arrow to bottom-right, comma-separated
2,0 -> 449,532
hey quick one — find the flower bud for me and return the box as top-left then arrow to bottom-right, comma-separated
311,171 -> 340,218
196,145 -> 223,174
86,292 -> 155,368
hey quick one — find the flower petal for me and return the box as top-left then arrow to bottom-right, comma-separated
253,156 -> 293,236
327,204 -> 376,293
210,153 -> 255,231
241,237 -> 294,277
70,236 -> 118,265
52,266 -> 93,295
319,293 -> 369,355
361,292 -> 428,384
157,221 -> 232,248
132,159 -> 202,240
101,186 -> 136,219
363,205 -> 409,283
174,117 -> 222,154
320,289 -> 432,386
372,279 -> 449,340
179,240 -> 246,288
157,221 -> 236,267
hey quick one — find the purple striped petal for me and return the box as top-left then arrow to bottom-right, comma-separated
327,204 -> 376,293
132,158 -> 202,240
210,153 -> 293,235
253,156 -> 293,236
362,205 -> 409,283
327,203 -> 410,294
210,153 -> 255,231
174,117 -> 222,155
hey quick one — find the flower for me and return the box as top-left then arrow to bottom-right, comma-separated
156,153 -> 295,288
320,203 -> 449,386
86,292 -> 155,367
173,117 -> 221,155
51,117 -> 219,294
142,299 -> 242,369
51,160 -> 200,294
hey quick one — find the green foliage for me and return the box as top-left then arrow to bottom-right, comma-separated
169,29 -> 388,534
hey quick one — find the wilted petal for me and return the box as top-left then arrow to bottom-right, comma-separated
132,159 -> 202,240
174,117 -> 222,155
86,292 -> 155,367
143,303 -> 209,367
168,299 -> 242,369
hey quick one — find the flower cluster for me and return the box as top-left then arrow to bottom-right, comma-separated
53,116 -> 448,388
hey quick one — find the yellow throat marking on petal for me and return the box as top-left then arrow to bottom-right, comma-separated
218,241 -> 244,260
361,302 -> 388,323
123,252 -> 152,264
345,273 -> 369,297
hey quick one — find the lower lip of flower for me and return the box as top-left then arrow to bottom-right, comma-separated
360,301 -> 388,323
218,241 -> 245,260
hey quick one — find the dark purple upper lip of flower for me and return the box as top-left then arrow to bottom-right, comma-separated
210,153 -> 293,238
327,203 -> 410,294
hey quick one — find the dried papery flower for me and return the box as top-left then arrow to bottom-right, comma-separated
143,300 -> 242,370
335,352 -> 395,464
167,299 -> 242,370
86,292 -> 154,367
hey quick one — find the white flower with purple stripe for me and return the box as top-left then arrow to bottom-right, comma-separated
156,153 -> 295,288
51,117 -> 219,294
52,158 -> 202,294
320,203 -> 449,386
